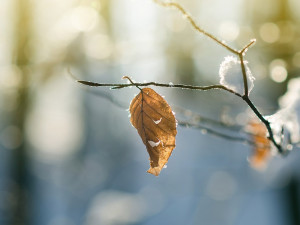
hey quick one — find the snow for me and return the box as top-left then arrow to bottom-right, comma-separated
148,140 -> 160,148
277,77 -> 300,143
153,118 -> 162,124
265,112 -> 295,151
219,56 -> 255,95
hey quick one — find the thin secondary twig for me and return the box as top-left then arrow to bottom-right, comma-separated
152,1 -> 283,153
173,105 -> 243,131
152,0 -> 239,55
84,89 -> 128,109
178,120 -> 255,146
240,39 -> 256,54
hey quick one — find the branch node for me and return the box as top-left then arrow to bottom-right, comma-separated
122,76 -> 142,90
239,39 -> 256,54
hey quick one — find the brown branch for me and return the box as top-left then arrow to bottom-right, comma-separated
242,96 -> 283,153
173,105 -> 243,131
78,79 -> 293,153
74,1 -> 284,154
76,79 -> 242,97
240,39 -> 256,54
152,0 -> 239,54
178,120 -> 255,146
239,54 -> 249,96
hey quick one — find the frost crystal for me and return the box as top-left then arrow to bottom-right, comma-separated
266,112 -> 295,151
148,140 -> 160,148
153,118 -> 162,124
277,78 -> 300,143
219,56 -> 255,95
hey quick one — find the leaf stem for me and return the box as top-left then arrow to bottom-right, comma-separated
178,120 -> 254,146
122,76 -> 142,90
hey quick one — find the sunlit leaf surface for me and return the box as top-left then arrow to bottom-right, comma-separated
129,88 -> 177,176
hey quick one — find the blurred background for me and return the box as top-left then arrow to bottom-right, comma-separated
1,0 -> 300,224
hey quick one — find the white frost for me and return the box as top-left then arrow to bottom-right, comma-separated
148,140 -> 160,148
277,77 -> 300,143
265,112 -> 295,152
219,56 -> 255,95
153,118 -> 162,124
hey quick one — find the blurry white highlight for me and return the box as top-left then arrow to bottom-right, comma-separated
84,34 -> 113,60
218,21 -> 240,42
85,191 -> 147,225
71,6 -> 99,32
26,74 -> 84,162
270,66 -> 287,83
259,23 -> 280,43
269,59 -> 288,83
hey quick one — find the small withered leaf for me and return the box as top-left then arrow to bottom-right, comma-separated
129,88 -> 177,176
247,121 -> 271,170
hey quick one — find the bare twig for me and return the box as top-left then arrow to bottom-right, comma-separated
173,105 -> 243,131
79,85 -> 296,152
74,0 -> 285,154
152,0 -> 239,54
152,1 -> 283,152
242,97 -> 283,153
240,39 -> 256,54
178,120 -> 254,146
76,78 -> 242,97
239,54 -> 249,96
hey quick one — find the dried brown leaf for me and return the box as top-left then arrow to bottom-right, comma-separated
247,121 -> 271,170
129,88 -> 177,176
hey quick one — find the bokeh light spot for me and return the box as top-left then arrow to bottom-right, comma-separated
259,23 -> 280,43
84,34 -> 113,60
269,59 -> 288,83
218,21 -> 240,42
71,6 -> 99,32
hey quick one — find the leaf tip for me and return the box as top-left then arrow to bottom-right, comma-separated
147,167 -> 161,176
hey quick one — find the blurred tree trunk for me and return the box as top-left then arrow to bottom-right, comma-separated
287,178 -> 300,225
11,0 -> 32,224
